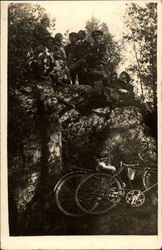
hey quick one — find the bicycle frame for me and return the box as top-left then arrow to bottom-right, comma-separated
108,159 -> 157,193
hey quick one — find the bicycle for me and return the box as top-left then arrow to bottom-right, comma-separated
54,167 -> 92,217
54,152 -> 157,216
75,154 -> 157,215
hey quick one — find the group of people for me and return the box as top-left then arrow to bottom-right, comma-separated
28,29 -> 134,99
28,29 -> 107,85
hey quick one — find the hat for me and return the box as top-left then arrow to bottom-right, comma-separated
69,32 -> 78,39
55,33 -> 63,40
91,30 -> 103,38
119,71 -> 131,83
78,30 -> 86,35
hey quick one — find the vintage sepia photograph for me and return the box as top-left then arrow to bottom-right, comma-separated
1,0 -> 162,248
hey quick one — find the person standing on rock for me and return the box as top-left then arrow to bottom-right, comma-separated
53,33 -> 66,60
86,30 -> 107,85
75,30 -> 91,85
65,32 -> 79,85
82,30 -> 111,105
87,30 -> 106,69
45,36 -> 55,57
50,51 -> 70,85
49,33 -> 70,85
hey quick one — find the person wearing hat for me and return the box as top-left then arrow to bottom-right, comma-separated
54,33 -> 63,48
46,33 -> 70,85
75,30 -> 91,85
91,30 -> 104,43
44,36 -> 55,55
53,33 -> 66,60
86,30 -> 107,85
86,30 -> 106,69
65,32 -> 79,84
76,30 -> 91,60
90,30 -> 106,63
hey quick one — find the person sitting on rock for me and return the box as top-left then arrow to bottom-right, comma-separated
65,32 -> 79,84
119,71 -> 134,93
110,71 -> 134,103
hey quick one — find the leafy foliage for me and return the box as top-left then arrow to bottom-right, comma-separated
85,16 -> 121,75
123,3 -> 157,111
8,3 -> 56,86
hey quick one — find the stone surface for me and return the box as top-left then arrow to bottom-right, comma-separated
8,79 -> 157,235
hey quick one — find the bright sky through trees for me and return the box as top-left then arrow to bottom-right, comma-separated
40,1 -> 126,41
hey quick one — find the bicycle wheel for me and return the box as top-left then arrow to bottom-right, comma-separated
75,173 -> 123,215
55,171 -> 89,217
143,169 -> 157,190
143,170 -> 158,203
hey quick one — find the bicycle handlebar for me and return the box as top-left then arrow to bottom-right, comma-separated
120,161 -> 157,171
120,162 -> 140,168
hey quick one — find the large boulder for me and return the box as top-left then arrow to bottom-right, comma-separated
58,84 -> 157,170
8,79 -> 157,235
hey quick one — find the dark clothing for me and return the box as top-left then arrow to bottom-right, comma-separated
110,79 -> 135,104
75,40 -> 91,60
85,42 -> 107,85
86,43 -> 106,69
65,43 -> 77,65
52,40 -> 66,61
111,79 -> 134,92
91,30 -> 103,38
75,40 -> 91,85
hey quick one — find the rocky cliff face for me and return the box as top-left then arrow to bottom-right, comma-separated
8,78 -> 157,235
8,79 -> 62,234
58,84 -> 156,170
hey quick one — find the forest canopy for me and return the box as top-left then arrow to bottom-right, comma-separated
123,3 -> 157,112
8,3 -> 55,85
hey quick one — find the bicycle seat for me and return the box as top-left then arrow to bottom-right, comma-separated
98,161 -> 116,172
